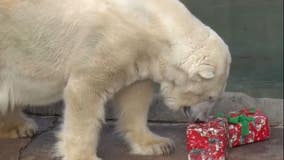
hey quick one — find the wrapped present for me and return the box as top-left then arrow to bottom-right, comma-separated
186,118 -> 229,160
227,108 -> 270,147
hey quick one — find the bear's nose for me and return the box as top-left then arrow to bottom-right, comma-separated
182,106 -> 191,118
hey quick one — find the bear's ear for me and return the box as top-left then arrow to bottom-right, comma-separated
198,64 -> 215,79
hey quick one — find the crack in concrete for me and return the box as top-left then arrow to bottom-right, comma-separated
17,139 -> 32,160
17,117 -> 59,160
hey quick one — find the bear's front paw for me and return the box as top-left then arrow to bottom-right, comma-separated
130,135 -> 175,155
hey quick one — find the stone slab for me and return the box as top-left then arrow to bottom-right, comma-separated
6,119 -> 281,160
0,138 -> 31,160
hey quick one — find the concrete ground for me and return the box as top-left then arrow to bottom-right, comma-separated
0,115 -> 282,160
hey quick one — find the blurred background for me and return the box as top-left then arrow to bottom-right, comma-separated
181,0 -> 283,98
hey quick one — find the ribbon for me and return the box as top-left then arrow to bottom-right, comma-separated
216,112 -> 226,118
249,108 -> 256,113
216,108 -> 256,136
216,112 -> 230,119
228,114 -> 255,136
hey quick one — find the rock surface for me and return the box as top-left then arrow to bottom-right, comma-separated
0,116 -> 282,160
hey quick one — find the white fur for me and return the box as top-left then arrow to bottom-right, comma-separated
0,0 -> 231,159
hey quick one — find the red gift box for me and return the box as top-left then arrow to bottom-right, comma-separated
228,108 -> 270,147
186,118 -> 229,160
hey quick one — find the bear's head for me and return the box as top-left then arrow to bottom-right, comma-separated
159,28 -> 231,122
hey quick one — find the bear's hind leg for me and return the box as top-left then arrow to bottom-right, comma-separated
114,80 -> 175,155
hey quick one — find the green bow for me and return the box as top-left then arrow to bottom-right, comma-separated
216,112 -> 226,118
228,114 -> 255,136
216,112 -> 230,119
216,108 -> 256,136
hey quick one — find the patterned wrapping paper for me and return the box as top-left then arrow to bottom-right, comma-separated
228,108 -> 270,147
186,118 -> 229,160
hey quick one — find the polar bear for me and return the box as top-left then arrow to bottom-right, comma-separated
0,0 -> 231,160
